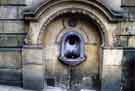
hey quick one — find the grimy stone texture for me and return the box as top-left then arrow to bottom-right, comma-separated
101,66 -> 122,91
121,49 -> 135,91
0,0 -> 27,89
25,0 -> 43,5
0,0 -> 25,5
122,0 -> 135,6
0,69 -> 22,86
0,21 -> 25,33
0,85 -> 68,91
0,34 -> 25,47
0,0 -> 134,91
0,6 -> 24,19
103,49 -> 123,66
101,49 -> 122,91
0,51 -> 21,69
22,47 -> 44,90
22,48 -> 43,65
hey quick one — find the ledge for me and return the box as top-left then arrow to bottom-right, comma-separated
23,44 -> 43,49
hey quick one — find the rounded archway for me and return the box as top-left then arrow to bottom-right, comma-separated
38,9 -> 108,47
22,0 -> 122,90
42,12 -> 103,91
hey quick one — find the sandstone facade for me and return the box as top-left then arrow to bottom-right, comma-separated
0,0 -> 134,91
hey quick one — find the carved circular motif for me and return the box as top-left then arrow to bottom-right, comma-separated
68,17 -> 77,27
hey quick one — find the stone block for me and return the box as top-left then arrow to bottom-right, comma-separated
0,21 -> 4,32
2,21 -> 25,33
0,0 -> 7,4
0,6 -> 17,19
0,0 -> 25,5
0,6 -> 24,19
101,66 -> 122,91
22,64 -> 44,90
22,49 -> 43,65
0,69 -> 22,86
0,34 -> 25,47
119,36 -> 128,47
6,0 -> 25,4
128,36 -> 135,48
122,0 -> 135,6
103,49 -> 123,66
0,69 -> 21,81
25,0 -> 43,5
0,52 -> 21,69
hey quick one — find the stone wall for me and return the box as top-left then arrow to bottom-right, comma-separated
0,0 -> 134,91
0,0 -> 26,87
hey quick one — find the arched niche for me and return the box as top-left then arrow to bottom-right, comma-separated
41,12 -> 103,90
22,0 -> 117,47
22,0 -> 115,90
59,31 -> 86,66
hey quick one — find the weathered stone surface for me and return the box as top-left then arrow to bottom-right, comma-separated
0,34 -> 25,47
122,0 -> 135,6
25,0 -> 43,5
117,22 -> 135,35
0,6 -> 17,19
128,36 -> 135,47
22,48 -> 43,65
4,21 -> 25,33
121,49 -> 135,91
22,64 -> 44,90
0,21 -> 25,33
0,69 -> 21,81
0,85 -> 33,91
100,0 -> 122,11
0,21 -> 4,32
101,66 -> 122,91
0,6 -> 24,19
119,36 -> 128,47
114,35 -> 135,48
0,52 -> 21,69
113,36 -> 128,47
22,45 -> 44,90
0,69 -> 22,86
103,49 -> 123,66
113,22 -> 135,48
0,0 -> 25,5
0,0 -> 134,91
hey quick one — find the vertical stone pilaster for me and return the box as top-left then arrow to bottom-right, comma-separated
22,44 -> 44,90
101,49 -> 123,91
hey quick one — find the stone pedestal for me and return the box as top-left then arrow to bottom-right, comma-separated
22,45 -> 44,90
101,49 -> 123,91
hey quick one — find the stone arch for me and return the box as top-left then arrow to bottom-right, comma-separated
24,0 -> 124,21
38,8 -> 108,47
23,0 -> 125,46
37,6 -> 107,91
22,1 -> 125,90
22,1 -> 113,90
24,0 -> 122,47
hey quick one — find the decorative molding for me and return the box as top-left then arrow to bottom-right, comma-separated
38,7 -> 109,47
23,0 -> 126,22
23,44 -> 43,49
23,0 -> 111,48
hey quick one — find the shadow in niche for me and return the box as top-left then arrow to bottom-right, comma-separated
121,49 -> 135,91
